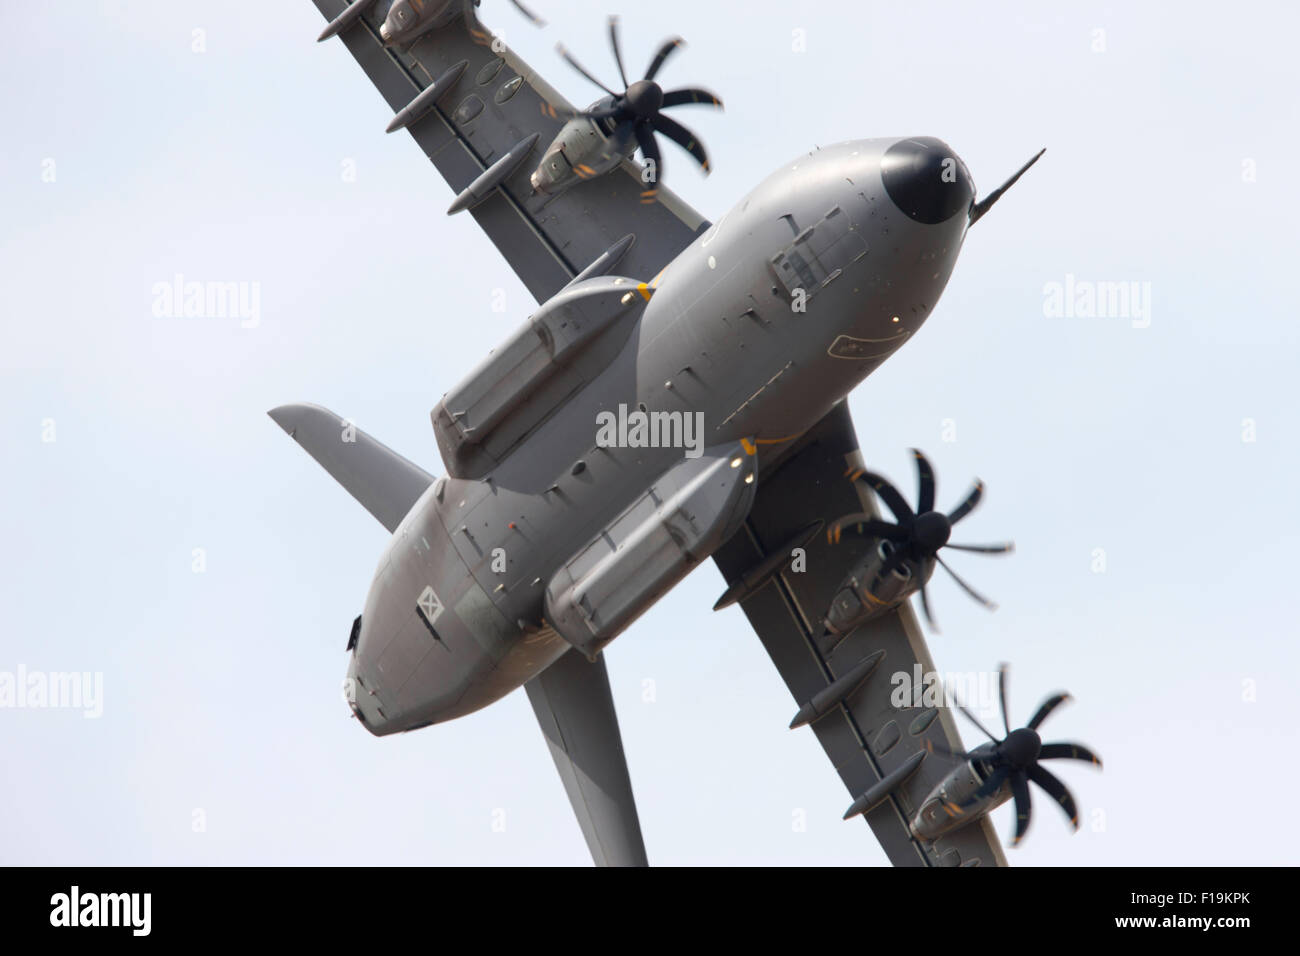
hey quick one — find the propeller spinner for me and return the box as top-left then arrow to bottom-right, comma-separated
556,16 -> 723,196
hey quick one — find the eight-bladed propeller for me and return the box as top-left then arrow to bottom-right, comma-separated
556,16 -> 722,194
827,449 -> 1014,631
502,0 -> 546,27
943,664 -> 1103,847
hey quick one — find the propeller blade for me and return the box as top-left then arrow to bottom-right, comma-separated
650,113 -> 711,173
1038,742 -> 1102,768
857,471 -> 915,522
607,16 -> 630,90
826,513 -> 906,545
919,584 -> 939,633
945,541 -> 1015,554
644,36 -> 685,81
506,0 -> 546,27
1009,771 -> 1033,845
661,87 -> 724,109
936,555 -> 998,611
556,44 -> 618,97
912,449 -> 936,514
1027,692 -> 1072,730
956,702 -> 1000,744
633,122 -> 663,194
946,479 -> 984,524
1027,764 -> 1080,830
997,663 -> 1011,736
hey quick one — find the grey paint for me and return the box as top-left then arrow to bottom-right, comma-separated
314,0 -> 706,302
294,0 -> 1030,866
385,58 -> 467,133
447,130 -> 541,213
844,750 -> 928,819
789,648 -> 886,729
545,441 -> 756,660
524,650 -> 648,867
529,111 -> 638,195
711,403 -> 1007,866
268,402 -> 433,533
910,747 -> 1011,842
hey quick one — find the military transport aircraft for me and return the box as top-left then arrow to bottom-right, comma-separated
272,0 -> 1101,866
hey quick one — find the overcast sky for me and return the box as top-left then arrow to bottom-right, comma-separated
2,0 -> 1296,865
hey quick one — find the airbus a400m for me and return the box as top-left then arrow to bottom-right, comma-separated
275,0 -> 1097,867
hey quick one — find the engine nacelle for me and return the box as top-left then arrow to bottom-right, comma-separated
380,0 -> 460,46
910,746 -> 1008,841
824,541 -> 934,635
531,113 -> 637,194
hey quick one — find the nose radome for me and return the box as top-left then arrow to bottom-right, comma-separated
881,137 -> 974,224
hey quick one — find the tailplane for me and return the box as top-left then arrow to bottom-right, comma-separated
268,403 -> 434,532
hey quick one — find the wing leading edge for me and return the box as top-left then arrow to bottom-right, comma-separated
712,402 -> 1008,867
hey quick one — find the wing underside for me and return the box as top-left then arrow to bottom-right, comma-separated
712,402 -> 1008,867
310,0 -> 708,305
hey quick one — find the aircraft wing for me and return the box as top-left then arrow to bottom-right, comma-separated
711,402 -> 1008,867
309,0 -> 709,303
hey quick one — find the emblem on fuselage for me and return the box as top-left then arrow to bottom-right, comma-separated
416,585 -> 444,627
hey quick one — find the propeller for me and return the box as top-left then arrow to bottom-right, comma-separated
943,664 -> 1102,847
827,449 -> 1013,631
462,0 -> 546,28
555,16 -> 722,196
504,0 -> 546,27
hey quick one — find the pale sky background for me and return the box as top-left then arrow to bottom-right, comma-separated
2,0 -> 1297,865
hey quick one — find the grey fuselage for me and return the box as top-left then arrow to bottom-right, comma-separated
346,136 -> 975,735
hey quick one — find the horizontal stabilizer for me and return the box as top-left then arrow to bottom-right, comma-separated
268,402 -> 434,533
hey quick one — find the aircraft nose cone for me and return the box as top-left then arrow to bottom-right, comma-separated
881,137 -> 974,224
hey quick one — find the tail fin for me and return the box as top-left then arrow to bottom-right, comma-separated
268,403 -> 434,533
